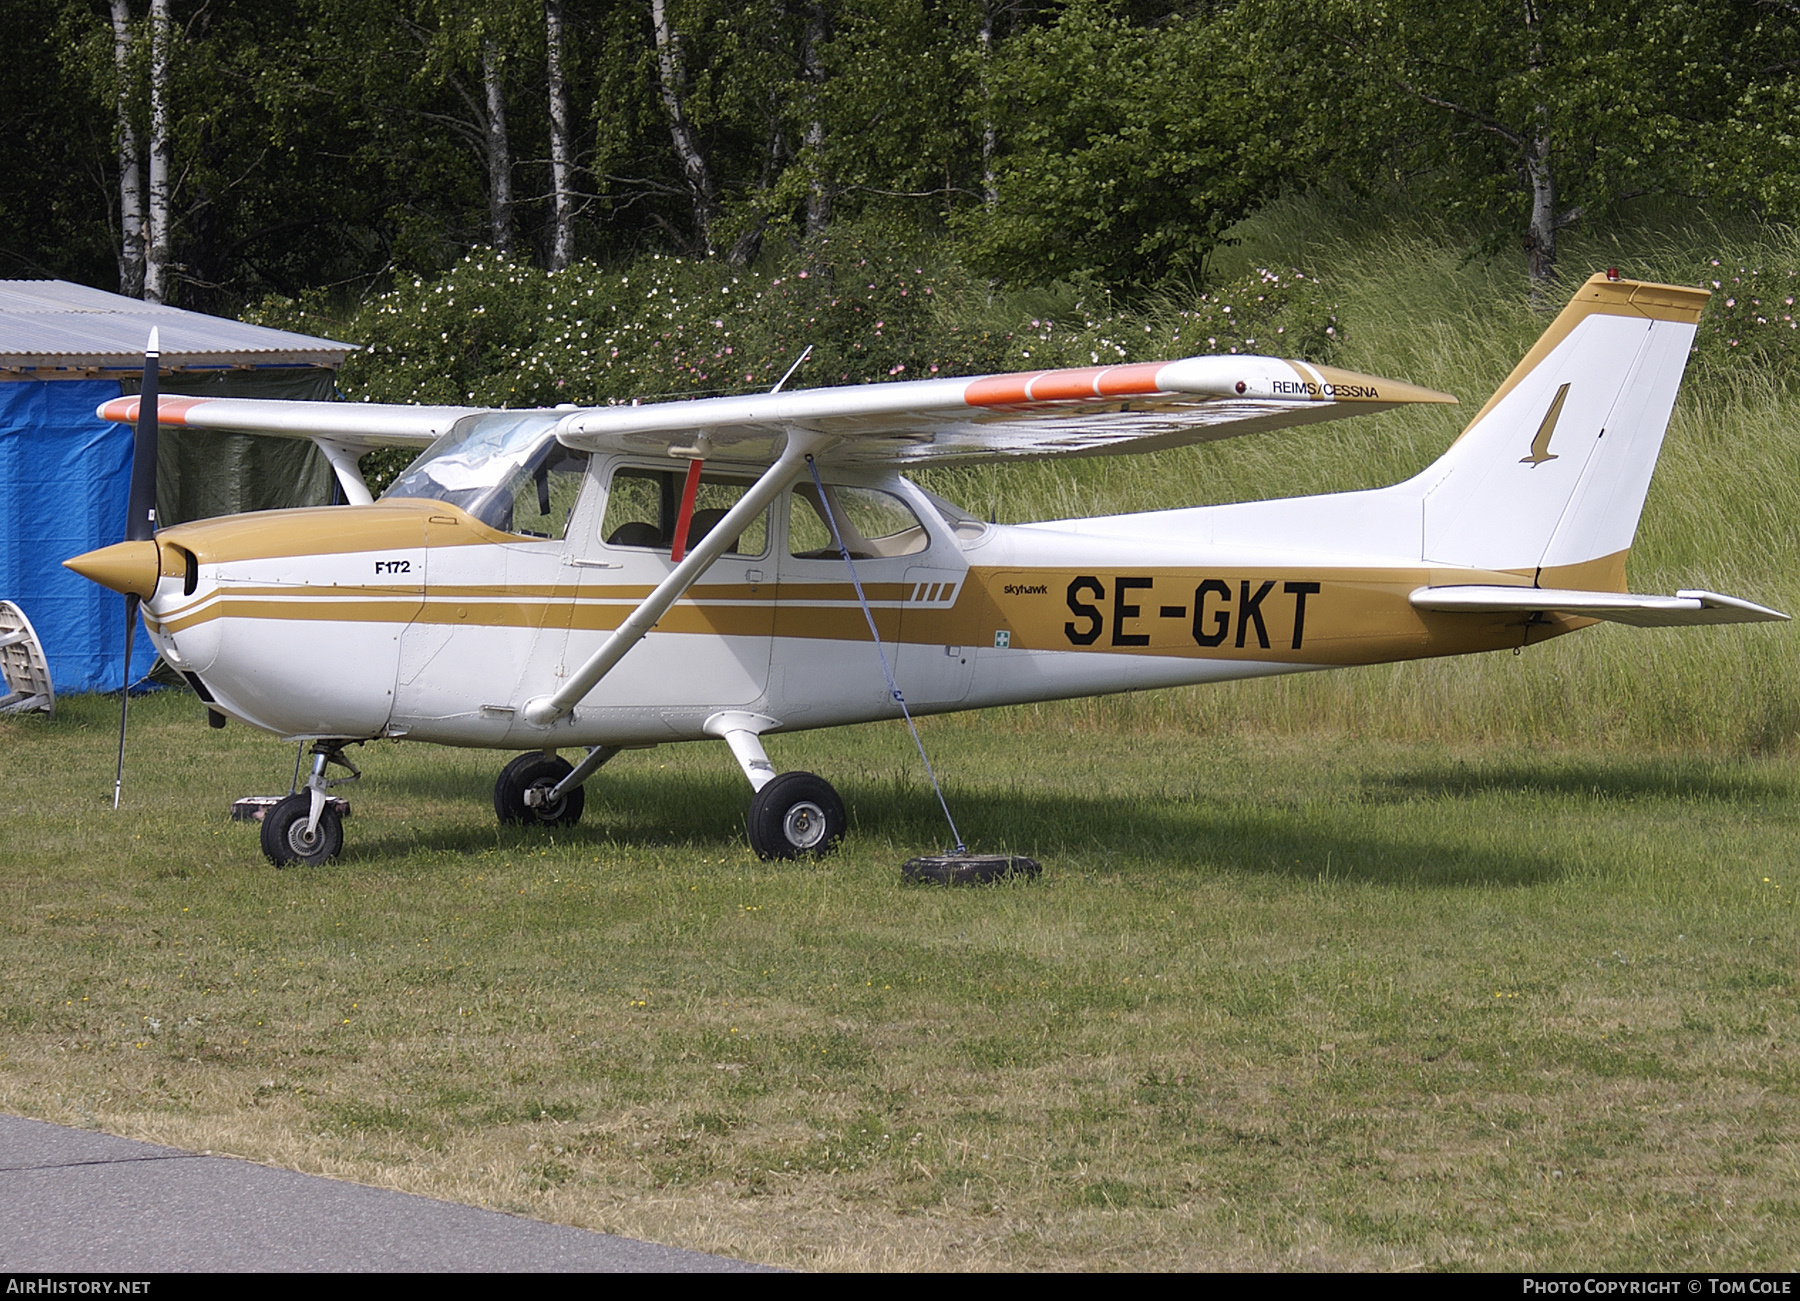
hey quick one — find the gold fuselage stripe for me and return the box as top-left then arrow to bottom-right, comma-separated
146,499 -> 1615,669
149,563 -> 1598,667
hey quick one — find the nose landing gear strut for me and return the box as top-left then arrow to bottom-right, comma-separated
260,741 -> 361,867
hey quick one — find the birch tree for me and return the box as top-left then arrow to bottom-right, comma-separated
801,0 -> 830,236
545,0 -> 574,270
481,32 -> 514,253
143,0 -> 171,303
650,0 -> 722,255
108,0 -> 145,298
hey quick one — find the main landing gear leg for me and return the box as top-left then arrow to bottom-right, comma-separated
261,741 -> 360,868
715,723 -> 846,861
494,746 -> 617,827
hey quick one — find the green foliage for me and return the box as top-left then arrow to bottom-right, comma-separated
1234,0 -> 1797,276
334,252 -> 557,406
6,0 -> 1798,316
317,236 -> 999,408
961,1 -> 1281,287
815,0 -> 984,216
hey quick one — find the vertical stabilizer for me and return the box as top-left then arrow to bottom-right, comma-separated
1420,275 -> 1708,584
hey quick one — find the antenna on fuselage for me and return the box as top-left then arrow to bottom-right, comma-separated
770,345 -> 813,394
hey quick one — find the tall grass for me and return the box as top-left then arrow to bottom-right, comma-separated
924,201 -> 1800,754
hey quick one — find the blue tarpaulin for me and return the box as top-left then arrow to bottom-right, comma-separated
0,379 -> 158,693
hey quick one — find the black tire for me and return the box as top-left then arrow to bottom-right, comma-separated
746,771 -> 846,860
494,752 -> 586,827
261,792 -> 344,868
902,854 -> 1041,885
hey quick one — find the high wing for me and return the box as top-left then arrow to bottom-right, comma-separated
555,356 -> 1455,466
97,354 -> 1454,471
95,394 -> 479,451
93,395 -> 482,506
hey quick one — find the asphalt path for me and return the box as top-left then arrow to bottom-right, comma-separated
0,1114 -> 764,1272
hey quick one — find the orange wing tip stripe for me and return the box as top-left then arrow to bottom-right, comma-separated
1094,361 -> 1170,397
96,395 -> 214,426
964,362 -> 1173,408
963,371 -> 1047,406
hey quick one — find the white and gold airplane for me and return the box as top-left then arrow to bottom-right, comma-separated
66,273 -> 1786,866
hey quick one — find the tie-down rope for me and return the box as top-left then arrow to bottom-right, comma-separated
805,456 -> 966,854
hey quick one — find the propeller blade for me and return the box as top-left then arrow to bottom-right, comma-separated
116,329 -> 159,809
126,328 -> 159,542
113,594 -> 137,811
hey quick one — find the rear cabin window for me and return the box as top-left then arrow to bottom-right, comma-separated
600,467 -> 770,557
789,484 -> 929,559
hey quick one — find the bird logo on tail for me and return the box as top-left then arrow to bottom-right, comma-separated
1521,383 -> 1570,466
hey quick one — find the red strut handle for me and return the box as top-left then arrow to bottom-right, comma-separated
669,458 -> 705,562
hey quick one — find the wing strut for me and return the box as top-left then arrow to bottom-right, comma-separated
312,438 -> 375,506
520,427 -> 834,727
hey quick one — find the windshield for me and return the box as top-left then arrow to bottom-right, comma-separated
383,412 -> 577,532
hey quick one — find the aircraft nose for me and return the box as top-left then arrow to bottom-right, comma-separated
64,539 -> 162,599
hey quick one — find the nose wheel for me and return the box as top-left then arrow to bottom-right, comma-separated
747,771 -> 846,859
260,740 -> 360,867
261,792 -> 344,867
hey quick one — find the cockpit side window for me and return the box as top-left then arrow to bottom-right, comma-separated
600,466 -> 770,558
789,484 -> 930,559
502,442 -> 590,539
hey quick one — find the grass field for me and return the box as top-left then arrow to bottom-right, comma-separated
3,691 -> 1798,1270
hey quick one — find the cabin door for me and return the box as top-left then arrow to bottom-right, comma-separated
560,460 -> 776,710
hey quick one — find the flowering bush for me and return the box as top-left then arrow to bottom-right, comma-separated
1693,259 -> 1800,384
982,268 -> 1340,372
248,247 -> 1341,412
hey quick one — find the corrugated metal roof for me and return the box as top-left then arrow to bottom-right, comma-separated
0,280 -> 353,371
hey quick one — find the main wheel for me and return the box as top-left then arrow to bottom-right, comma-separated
261,793 -> 343,868
746,771 -> 846,860
494,752 -> 585,827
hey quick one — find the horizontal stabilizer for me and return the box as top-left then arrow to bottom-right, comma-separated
1410,585 -> 1790,627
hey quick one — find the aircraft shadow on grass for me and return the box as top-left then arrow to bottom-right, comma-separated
1360,759 -> 1794,807
353,763 -> 1576,889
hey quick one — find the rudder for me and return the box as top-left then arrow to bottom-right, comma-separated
1419,275 -> 1709,586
